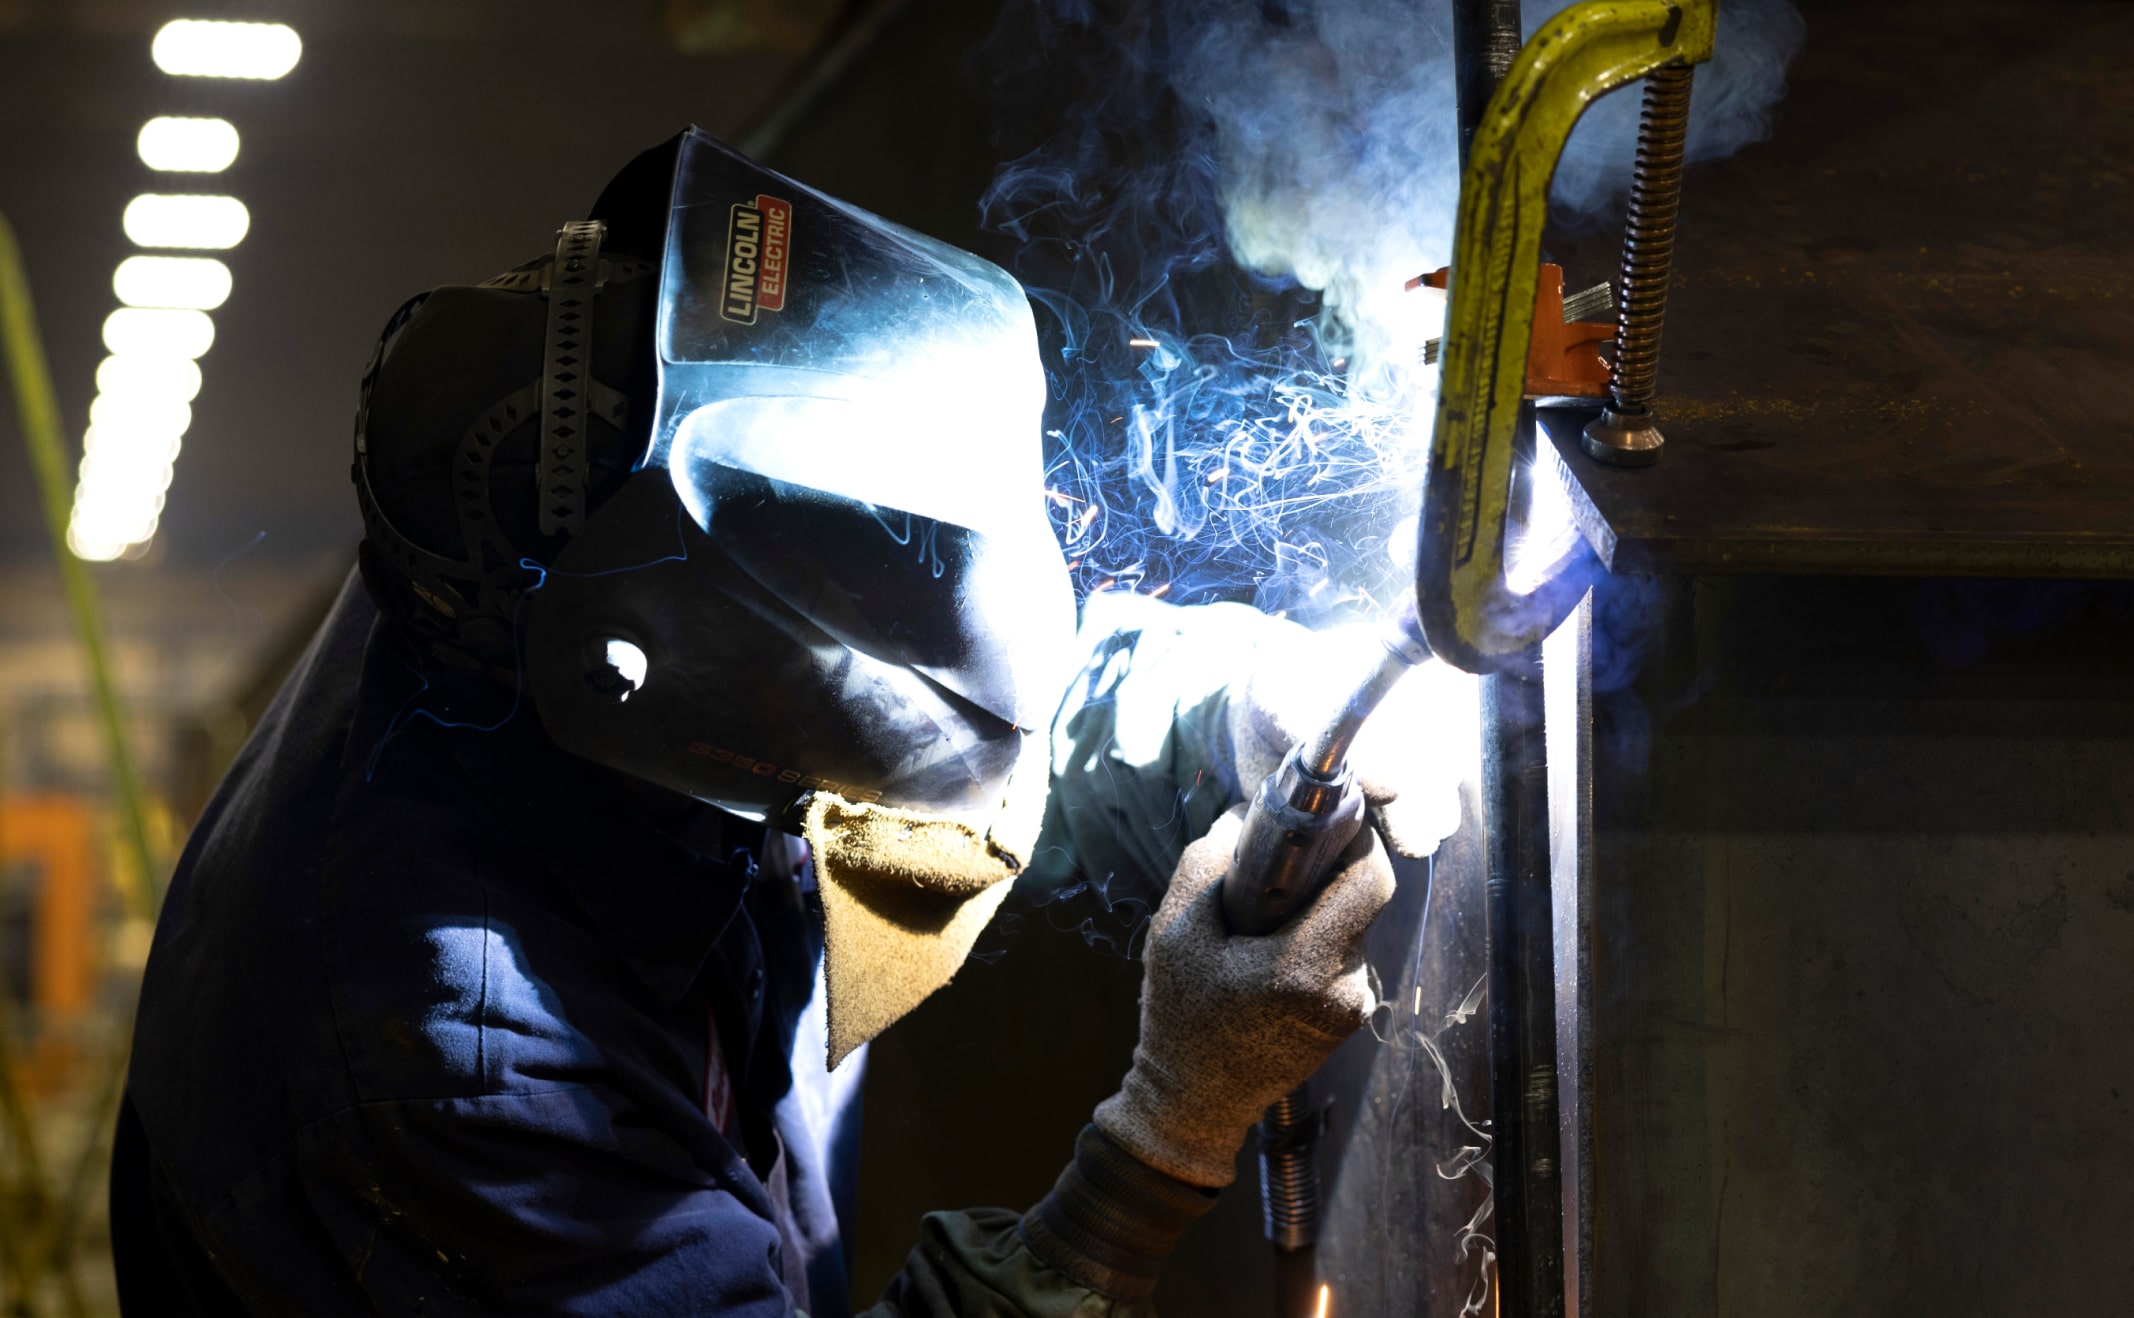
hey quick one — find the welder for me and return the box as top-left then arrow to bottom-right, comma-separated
108,129 -> 1457,1316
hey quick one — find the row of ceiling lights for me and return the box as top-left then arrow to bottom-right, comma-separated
65,19 -> 301,563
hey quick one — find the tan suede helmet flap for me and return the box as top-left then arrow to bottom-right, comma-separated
803,726 -> 1051,1067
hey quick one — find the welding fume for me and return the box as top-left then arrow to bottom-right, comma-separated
111,125 -> 1463,1315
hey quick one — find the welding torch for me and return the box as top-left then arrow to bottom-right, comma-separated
1221,596 -> 1432,1316
1222,595 -> 1432,936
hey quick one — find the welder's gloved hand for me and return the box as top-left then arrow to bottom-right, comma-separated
1092,804 -> 1395,1188
1224,615 -> 1469,860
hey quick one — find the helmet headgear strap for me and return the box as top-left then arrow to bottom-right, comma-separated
537,220 -> 608,537
352,219 -> 631,672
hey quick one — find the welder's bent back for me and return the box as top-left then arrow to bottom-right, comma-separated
112,573 -> 858,1312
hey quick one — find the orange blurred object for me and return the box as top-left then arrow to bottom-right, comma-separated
0,796 -> 101,1095
1411,263 -> 1614,400
1,796 -> 97,1017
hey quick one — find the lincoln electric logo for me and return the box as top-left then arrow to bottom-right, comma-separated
720,193 -> 793,325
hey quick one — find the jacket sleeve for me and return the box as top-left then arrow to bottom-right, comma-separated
861,1127 -> 1217,1318
1028,593 -> 1281,898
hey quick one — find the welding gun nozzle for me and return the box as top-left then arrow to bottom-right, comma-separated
1301,597 -> 1432,780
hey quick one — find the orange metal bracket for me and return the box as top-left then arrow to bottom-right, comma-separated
1413,263 -> 1614,400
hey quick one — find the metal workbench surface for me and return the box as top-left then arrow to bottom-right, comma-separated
1549,0 -> 2134,580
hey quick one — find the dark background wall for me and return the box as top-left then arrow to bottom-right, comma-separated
1583,575 -> 2134,1316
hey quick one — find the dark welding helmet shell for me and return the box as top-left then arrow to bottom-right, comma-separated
523,467 -> 1038,821
520,129 -> 1074,823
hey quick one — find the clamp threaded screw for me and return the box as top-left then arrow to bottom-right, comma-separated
1583,62 -> 1695,468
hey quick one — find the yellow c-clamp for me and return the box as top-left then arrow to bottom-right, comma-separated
1417,0 -> 1715,673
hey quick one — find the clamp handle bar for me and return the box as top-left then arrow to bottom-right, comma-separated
1417,0 -> 1715,673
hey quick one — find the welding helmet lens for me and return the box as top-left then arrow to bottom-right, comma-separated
524,128 -> 1074,824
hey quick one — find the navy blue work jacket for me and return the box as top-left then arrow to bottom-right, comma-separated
114,572 -> 862,1315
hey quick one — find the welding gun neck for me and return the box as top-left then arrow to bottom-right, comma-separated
1299,600 -> 1431,782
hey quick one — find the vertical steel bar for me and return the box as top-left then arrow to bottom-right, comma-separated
1544,589 -> 1595,1318
1451,0 -> 1526,168
1450,5 -> 1569,1317
1481,659 -> 1567,1318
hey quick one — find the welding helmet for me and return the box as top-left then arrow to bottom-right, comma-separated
528,128 -> 1072,835
355,129 -> 1075,835
357,130 -> 1073,1061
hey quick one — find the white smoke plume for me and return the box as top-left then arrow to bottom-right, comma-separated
982,0 -> 1805,618
1194,0 -> 1807,364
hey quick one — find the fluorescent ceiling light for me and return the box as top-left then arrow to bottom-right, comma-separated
79,493 -> 167,526
79,448 -> 177,495
137,117 -> 239,172
114,255 -> 231,310
97,354 -> 204,403
68,523 -> 132,563
71,437 -> 181,558
89,392 -> 192,439
69,500 -> 164,561
103,308 -> 215,359
86,21 -> 299,563
77,447 -> 178,498
83,428 -> 185,466
123,194 -> 250,250
79,474 -> 171,511
151,20 -> 302,80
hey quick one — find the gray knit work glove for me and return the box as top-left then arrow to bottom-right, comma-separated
1092,803 -> 1396,1189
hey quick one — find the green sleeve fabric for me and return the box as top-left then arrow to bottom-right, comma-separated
860,1127 -> 1217,1318
1025,593 -> 1279,898
859,1209 -> 1134,1318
